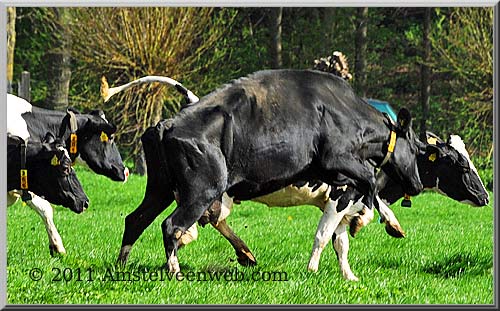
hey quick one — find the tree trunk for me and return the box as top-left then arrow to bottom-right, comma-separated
7,7 -> 16,93
44,8 -> 72,110
322,8 -> 336,50
419,8 -> 432,141
354,7 -> 368,98
270,7 -> 283,69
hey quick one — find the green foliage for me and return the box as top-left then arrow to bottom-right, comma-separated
7,168 -> 494,304
429,8 -> 493,162
12,7 -> 493,169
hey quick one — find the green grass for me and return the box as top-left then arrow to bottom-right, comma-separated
6,167 -> 495,305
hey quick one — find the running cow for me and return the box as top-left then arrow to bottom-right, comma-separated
116,69 -> 424,272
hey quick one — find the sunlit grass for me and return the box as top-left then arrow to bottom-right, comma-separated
6,167 -> 494,304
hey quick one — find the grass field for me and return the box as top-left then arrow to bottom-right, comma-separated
6,167 -> 495,305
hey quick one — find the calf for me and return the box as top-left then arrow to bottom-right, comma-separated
116,69 -> 423,272
7,93 -> 127,255
7,134 -> 89,255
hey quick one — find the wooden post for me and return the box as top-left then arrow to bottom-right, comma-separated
18,71 -> 31,102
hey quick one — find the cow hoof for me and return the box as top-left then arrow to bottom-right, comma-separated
167,256 -> 180,273
237,249 -> 257,267
385,223 -> 406,238
344,274 -> 359,282
117,245 -> 132,266
237,255 -> 257,267
307,262 -> 319,273
49,245 -> 66,257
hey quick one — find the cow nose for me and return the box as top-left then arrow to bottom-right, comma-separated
482,197 -> 489,206
83,200 -> 89,211
123,167 -> 130,183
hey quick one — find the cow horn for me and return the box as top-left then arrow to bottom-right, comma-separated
100,75 -> 199,104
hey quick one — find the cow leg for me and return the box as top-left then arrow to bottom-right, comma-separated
376,197 -> 406,238
26,194 -> 66,256
307,198 -> 352,272
161,192 -> 224,273
118,190 -> 174,265
207,193 -> 257,266
332,224 -> 358,281
212,219 -> 257,266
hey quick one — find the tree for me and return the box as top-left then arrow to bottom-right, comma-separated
68,8 -> 236,172
354,7 -> 368,97
430,7 -> 493,161
7,7 -> 16,93
419,8 -> 431,141
269,7 -> 283,68
43,8 -> 72,110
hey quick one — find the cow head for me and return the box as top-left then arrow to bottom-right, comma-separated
381,108 -> 423,196
419,134 -> 489,207
27,133 -> 90,213
61,109 -> 128,182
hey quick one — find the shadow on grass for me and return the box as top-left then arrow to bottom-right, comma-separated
422,253 -> 493,278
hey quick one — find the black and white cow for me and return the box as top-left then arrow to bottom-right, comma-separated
103,73 -> 488,280
170,131 -> 488,281
7,94 -> 128,181
116,69 -> 424,272
7,93 -> 128,255
7,133 -> 89,255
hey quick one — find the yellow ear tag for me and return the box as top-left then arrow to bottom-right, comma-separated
100,131 -> 109,142
70,133 -> 78,154
20,169 -> 28,189
427,137 -> 438,145
387,131 -> 397,153
428,153 -> 437,162
51,155 -> 60,166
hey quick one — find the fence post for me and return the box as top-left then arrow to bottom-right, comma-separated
18,71 -> 31,102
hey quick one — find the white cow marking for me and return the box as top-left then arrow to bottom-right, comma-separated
448,135 -> 488,198
7,94 -> 32,140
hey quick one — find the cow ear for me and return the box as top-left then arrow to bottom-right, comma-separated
396,108 -> 412,134
102,122 -> 117,134
426,143 -> 448,162
67,107 -> 81,114
87,110 -> 117,134
43,132 -> 56,144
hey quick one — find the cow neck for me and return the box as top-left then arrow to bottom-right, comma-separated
19,139 -> 33,202
365,117 -> 397,170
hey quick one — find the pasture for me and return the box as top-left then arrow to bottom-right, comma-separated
6,167 -> 494,305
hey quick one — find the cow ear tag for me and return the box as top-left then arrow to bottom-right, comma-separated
100,131 -> 109,142
401,194 -> 412,208
427,137 -> 438,145
51,155 -> 60,166
20,169 -> 28,189
70,133 -> 78,154
428,153 -> 437,162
